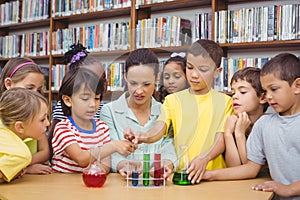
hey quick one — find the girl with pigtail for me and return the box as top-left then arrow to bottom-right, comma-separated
50,43 -> 135,173
48,43 -> 107,160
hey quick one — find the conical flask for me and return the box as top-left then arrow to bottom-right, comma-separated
82,148 -> 107,187
172,145 -> 191,185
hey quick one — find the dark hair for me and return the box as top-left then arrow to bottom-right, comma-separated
165,55 -> 187,74
63,42 -> 107,91
231,67 -> 268,112
187,39 -> 223,68
155,55 -> 187,103
59,68 -> 105,116
125,48 -> 159,75
261,53 -> 300,86
231,67 -> 264,97
0,57 -> 44,95
64,43 -> 89,71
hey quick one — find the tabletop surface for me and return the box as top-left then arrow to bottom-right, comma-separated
0,173 -> 273,200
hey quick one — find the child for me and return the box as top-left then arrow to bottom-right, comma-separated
50,43 -> 106,121
125,39 -> 233,184
51,67 -> 135,173
224,67 -> 268,167
0,57 -> 44,94
203,53 -> 300,199
0,57 -> 52,175
155,52 -> 188,103
0,88 -> 49,182
100,48 -> 177,179
48,43 -> 106,160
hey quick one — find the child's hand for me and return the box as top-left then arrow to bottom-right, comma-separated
16,168 -> 26,179
123,127 -> 135,141
113,140 -> 138,157
186,155 -> 209,184
26,163 -> 53,175
117,160 -> 142,177
224,115 -> 238,136
252,181 -> 291,197
201,170 -> 212,181
123,128 -> 143,144
235,112 -> 251,137
149,163 -> 173,182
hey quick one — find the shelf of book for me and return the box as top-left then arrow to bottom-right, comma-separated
52,7 -> 131,23
0,0 -> 299,113
136,0 -> 211,11
52,50 -> 131,59
0,19 -> 50,31
220,40 -> 300,49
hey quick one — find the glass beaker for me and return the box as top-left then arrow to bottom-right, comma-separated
172,145 -> 191,185
82,148 -> 107,187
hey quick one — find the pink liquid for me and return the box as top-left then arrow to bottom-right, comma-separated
82,171 -> 107,187
154,153 -> 162,186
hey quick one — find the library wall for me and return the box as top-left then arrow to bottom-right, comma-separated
0,0 -> 299,109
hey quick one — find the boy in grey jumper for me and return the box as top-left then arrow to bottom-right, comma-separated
203,53 -> 300,200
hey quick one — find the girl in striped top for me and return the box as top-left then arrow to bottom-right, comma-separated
51,56 -> 136,173
48,43 -> 106,159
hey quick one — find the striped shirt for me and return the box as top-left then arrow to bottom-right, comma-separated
51,116 -> 110,173
51,101 -> 103,121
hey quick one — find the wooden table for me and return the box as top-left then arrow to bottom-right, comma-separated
0,173 -> 273,200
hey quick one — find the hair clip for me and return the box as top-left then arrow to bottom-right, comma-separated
170,52 -> 186,58
70,51 -> 87,63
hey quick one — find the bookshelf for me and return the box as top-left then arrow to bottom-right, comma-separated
0,0 -> 299,113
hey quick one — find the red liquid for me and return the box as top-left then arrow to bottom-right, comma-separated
82,171 -> 107,187
154,153 -> 162,186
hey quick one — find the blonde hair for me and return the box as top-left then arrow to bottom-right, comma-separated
0,88 -> 48,129
0,57 -> 44,95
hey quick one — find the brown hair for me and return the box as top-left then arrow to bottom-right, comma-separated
231,67 -> 264,97
231,67 -> 268,112
125,48 -> 159,75
187,39 -> 224,68
0,57 -> 44,95
261,53 -> 300,86
63,42 -> 106,91
155,54 -> 188,103
59,68 -> 105,116
0,88 -> 48,129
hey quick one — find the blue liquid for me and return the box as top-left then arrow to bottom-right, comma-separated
143,153 -> 150,186
132,171 -> 139,186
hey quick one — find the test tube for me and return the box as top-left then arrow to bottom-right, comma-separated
132,170 -> 139,186
131,153 -> 139,186
154,144 -> 162,186
143,145 -> 150,186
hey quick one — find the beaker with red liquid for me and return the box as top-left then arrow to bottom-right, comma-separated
82,147 -> 107,187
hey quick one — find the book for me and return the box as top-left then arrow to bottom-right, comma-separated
178,18 -> 192,46
40,65 -> 50,91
